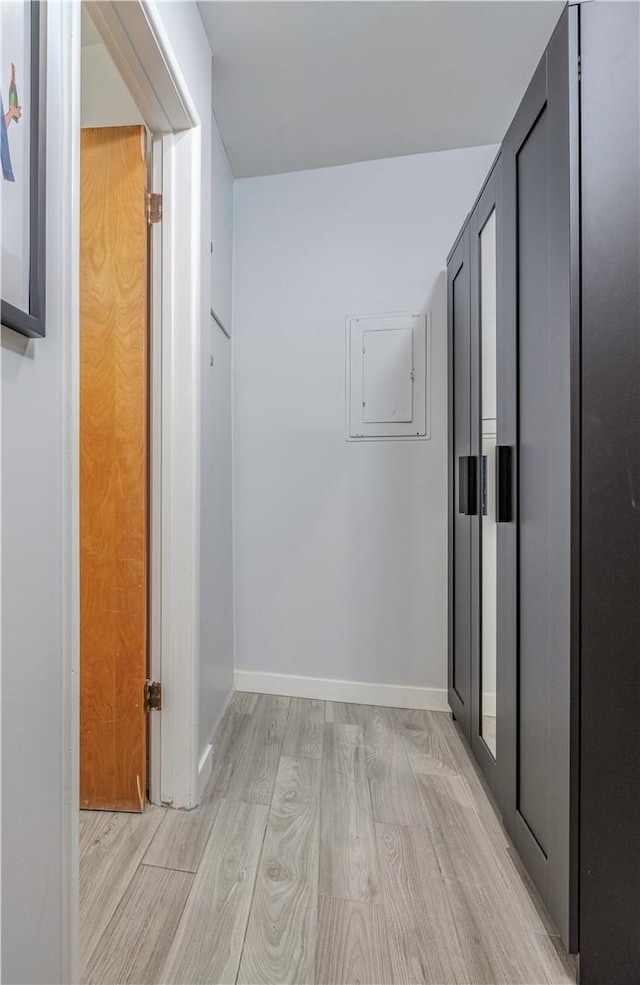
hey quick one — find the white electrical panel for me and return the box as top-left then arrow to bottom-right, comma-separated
347,312 -> 429,439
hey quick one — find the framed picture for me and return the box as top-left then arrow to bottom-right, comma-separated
1,0 -> 46,339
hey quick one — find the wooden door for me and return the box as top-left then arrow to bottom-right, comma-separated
80,126 -> 148,812
447,225 -> 473,738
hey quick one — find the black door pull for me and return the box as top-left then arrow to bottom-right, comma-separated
458,456 -> 478,515
495,445 -> 513,522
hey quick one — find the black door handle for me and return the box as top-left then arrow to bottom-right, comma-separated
495,445 -> 513,522
458,456 -> 478,515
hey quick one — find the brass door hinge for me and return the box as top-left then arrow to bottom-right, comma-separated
147,192 -> 163,225
145,680 -> 162,712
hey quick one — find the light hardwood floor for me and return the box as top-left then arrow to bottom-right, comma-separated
80,693 -> 577,985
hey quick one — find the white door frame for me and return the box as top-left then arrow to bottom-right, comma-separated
80,0 -> 203,811
62,1 -> 204,975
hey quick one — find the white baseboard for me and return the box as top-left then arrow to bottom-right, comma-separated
197,743 -> 213,799
234,670 -> 451,713
197,685 -> 237,800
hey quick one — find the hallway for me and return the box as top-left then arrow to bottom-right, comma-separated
80,694 -> 576,984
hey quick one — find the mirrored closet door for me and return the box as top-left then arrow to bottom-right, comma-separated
468,163 -> 500,788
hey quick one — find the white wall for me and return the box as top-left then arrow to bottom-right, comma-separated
233,146 -> 497,694
211,110 -> 234,331
200,110 -> 234,753
1,5 -> 77,982
150,3 -> 235,758
81,41 -> 144,127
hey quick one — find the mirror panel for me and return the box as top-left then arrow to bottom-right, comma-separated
480,209 -> 497,757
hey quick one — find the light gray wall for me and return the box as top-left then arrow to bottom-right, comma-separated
152,2 -> 235,757
200,111 -> 235,753
2,337 -> 66,984
232,145 -> 498,691
1,7 -> 73,981
81,41 -> 144,128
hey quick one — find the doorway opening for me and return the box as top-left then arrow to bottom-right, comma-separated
74,0 -> 203,976
79,6 -> 156,813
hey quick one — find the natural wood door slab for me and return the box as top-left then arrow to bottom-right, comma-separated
80,125 -> 148,811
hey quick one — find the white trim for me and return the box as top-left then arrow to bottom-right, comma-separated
234,670 -> 451,713
158,127 -> 202,809
84,0 -> 196,133
59,4 -> 81,983
147,132 -> 163,808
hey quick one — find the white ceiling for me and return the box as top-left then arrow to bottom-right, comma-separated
199,1 -> 564,178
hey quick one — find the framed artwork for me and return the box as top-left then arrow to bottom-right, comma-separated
1,0 -> 46,339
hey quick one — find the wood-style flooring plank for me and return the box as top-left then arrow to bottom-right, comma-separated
80,807 -> 165,969
223,694 -> 290,805
79,808 -> 110,849
365,706 -> 424,826
227,690 -> 259,715
376,820 -> 492,984
143,801 -> 217,873
324,701 -> 371,727
237,756 -> 321,984
529,933 -> 577,984
422,711 -> 512,852
391,707 -> 459,775
202,709 -> 254,804
83,865 -> 193,984
159,799 -> 269,985
414,773 -> 566,981
282,697 -> 325,759
319,724 -> 379,903
315,896 -> 391,985
79,695 -> 576,985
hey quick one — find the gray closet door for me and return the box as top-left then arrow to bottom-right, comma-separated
497,6 -> 578,949
447,227 -> 473,737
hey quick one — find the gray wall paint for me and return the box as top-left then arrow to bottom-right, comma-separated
1,334 -> 66,983
200,110 -> 235,752
81,41 -> 144,128
232,145 -> 498,690
1,9 -> 71,979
